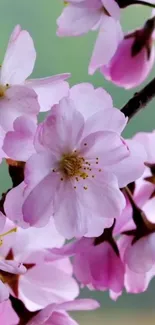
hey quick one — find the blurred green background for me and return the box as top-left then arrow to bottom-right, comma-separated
0,1 -> 155,324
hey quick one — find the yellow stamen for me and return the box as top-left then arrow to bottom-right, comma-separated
0,84 -> 9,98
0,228 -> 17,246
0,227 -> 17,238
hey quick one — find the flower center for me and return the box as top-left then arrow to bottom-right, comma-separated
0,84 -> 9,98
59,152 -> 86,178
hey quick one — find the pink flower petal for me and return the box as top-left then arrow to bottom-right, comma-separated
23,172 -> 60,227
101,0 -> 120,19
4,182 -> 28,228
0,281 -> 9,302
0,260 -> 26,274
70,83 -> 113,119
3,116 -> 36,161
19,262 -> 79,311
83,108 -> 127,136
0,300 -> 19,323
35,98 -> 84,157
79,131 -> 129,166
1,25 -> 36,85
109,138 -> 147,188
57,3 -> 102,37
124,234 -> 155,273
89,17 -> 123,74
0,85 -> 39,132
26,74 -> 70,112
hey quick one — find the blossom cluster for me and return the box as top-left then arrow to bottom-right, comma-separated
0,0 -> 155,324
58,0 -> 155,88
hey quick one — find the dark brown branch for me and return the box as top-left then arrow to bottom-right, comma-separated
10,295 -> 38,325
121,77 -> 155,120
117,0 -> 155,8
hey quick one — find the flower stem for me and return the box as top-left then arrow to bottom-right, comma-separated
121,76 -> 155,120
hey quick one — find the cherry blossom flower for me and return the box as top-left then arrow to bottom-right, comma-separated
20,97 -> 134,239
27,299 -> 100,325
0,220 -> 79,311
101,17 -> 155,88
3,84 -> 146,233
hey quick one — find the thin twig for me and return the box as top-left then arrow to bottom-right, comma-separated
121,77 -> 155,120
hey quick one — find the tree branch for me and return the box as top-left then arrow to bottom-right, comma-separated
121,77 -> 155,120
117,0 -> 155,8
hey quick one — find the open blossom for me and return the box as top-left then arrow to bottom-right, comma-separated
4,84 -> 147,232
20,96 -> 134,239
27,299 -> 100,325
101,17 -> 155,88
9,86 -> 145,239
0,220 -> 79,311
57,0 -> 123,72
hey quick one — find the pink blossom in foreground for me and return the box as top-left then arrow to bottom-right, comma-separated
27,299 -> 100,325
21,97 -> 133,238
57,1 -> 123,72
49,237 -> 125,299
19,94 -> 147,238
4,85 -> 147,230
0,24 -> 70,118
0,300 -> 19,325
0,220 -> 79,311
101,18 -> 155,88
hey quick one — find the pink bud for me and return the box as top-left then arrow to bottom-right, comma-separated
101,17 -> 155,89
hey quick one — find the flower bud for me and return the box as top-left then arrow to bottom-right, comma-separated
101,17 -> 155,89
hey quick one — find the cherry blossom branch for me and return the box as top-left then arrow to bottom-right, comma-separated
10,296 -> 37,325
117,0 -> 155,8
121,76 -> 155,120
